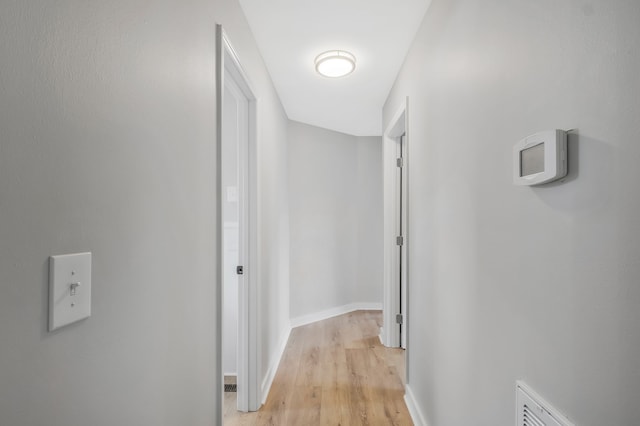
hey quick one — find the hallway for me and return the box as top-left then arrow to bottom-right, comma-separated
224,311 -> 410,425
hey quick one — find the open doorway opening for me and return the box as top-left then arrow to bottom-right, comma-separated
216,25 -> 259,422
382,98 -> 408,352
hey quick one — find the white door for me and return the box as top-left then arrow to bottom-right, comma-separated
222,71 -> 250,412
398,134 -> 407,349
221,74 -> 248,402
394,134 -> 407,349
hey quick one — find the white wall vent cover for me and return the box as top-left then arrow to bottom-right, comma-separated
516,381 -> 575,426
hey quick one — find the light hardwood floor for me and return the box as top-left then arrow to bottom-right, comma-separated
224,310 -> 411,426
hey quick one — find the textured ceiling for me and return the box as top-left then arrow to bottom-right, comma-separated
238,0 -> 432,136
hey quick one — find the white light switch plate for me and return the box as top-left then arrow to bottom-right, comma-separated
49,252 -> 92,331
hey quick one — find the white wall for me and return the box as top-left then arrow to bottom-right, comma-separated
0,0 -> 289,424
254,64 -> 290,397
288,121 -> 382,320
356,136 -> 384,304
384,1 -> 640,425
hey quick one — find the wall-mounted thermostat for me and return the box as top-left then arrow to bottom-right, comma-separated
513,130 -> 567,186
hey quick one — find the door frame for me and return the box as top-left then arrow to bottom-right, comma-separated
382,98 -> 409,351
216,24 -> 260,418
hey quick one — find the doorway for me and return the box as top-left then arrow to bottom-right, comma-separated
216,25 -> 259,421
382,98 -> 408,351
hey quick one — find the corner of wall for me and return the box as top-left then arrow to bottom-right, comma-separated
404,384 -> 430,426
289,303 -> 382,329
260,322 -> 292,404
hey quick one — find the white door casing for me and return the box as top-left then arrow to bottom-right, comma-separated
398,134 -> 407,350
382,98 -> 408,354
216,24 -> 260,418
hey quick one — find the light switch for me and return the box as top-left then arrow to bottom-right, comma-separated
49,252 -> 92,332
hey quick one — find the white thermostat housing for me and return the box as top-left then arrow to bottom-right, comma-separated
513,130 -> 567,186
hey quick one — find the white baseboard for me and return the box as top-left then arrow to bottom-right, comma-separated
260,325 -> 291,405
404,384 -> 429,426
290,302 -> 383,328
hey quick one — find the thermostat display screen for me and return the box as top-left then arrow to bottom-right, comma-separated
520,143 -> 544,177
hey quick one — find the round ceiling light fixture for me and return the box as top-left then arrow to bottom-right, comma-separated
314,50 -> 356,78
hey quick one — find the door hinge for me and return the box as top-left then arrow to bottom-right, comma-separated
396,236 -> 404,246
396,314 -> 403,325
396,157 -> 403,168
236,265 -> 244,275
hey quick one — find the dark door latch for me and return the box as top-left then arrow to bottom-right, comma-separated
236,265 -> 244,275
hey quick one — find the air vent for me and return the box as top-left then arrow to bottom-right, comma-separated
516,381 -> 574,426
523,404 -> 546,426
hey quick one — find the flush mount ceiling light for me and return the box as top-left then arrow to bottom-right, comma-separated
314,50 -> 356,78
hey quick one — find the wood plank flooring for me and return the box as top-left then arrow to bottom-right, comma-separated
224,310 -> 411,426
